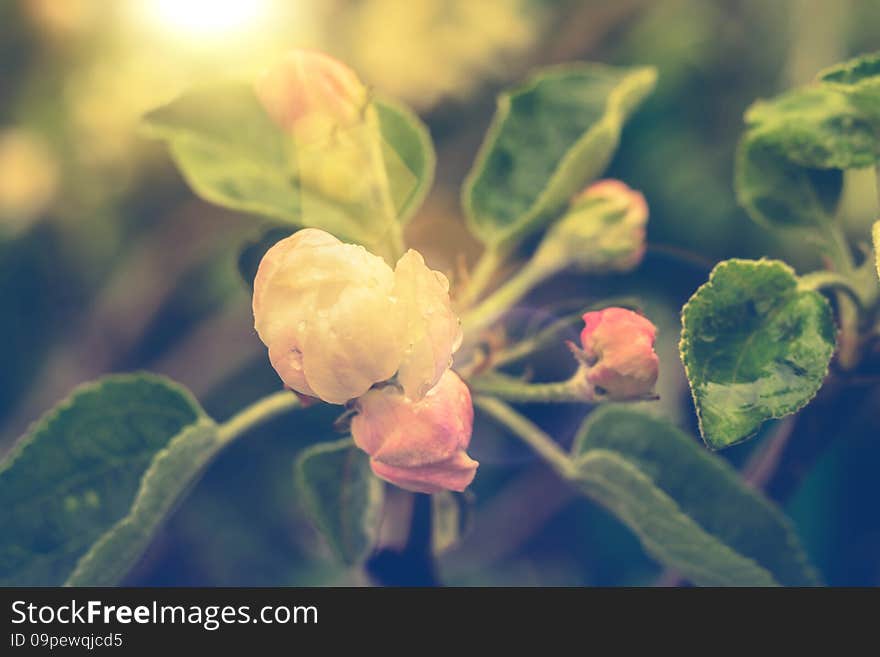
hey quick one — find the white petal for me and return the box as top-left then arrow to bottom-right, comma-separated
393,250 -> 462,400
301,279 -> 403,403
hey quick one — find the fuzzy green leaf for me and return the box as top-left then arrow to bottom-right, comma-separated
818,51 -> 880,122
736,61 -> 880,231
294,438 -> 383,565
463,63 -> 656,247
573,407 -> 820,586
680,259 -> 836,449
736,129 -> 843,229
66,421 -> 221,586
0,374 -> 206,585
744,87 -> 880,170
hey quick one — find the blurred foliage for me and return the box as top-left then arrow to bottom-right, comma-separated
1,0 -> 879,586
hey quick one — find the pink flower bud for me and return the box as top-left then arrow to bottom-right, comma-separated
574,180 -> 648,268
255,49 -> 367,133
575,179 -> 648,219
351,370 -> 478,494
578,308 -> 659,400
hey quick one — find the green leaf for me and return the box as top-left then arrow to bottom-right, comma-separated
237,226 -> 293,290
144,83 -> 315,224
294,438 -> 383,565
462,63 -> 656,246
431,491 -> 472,555
818,51 -> 880,122
67,421 -> 220,586
736,129 -> 842,229
572,407 -> 820,586
680,259 -> 836,449
735,65 -> 880,231
0,374 -> 206,586
744,87 -> 880,170
374,95 -> 435,224
143,83 -> 434,243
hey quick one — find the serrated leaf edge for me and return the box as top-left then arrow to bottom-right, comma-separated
679,258 -> 836,449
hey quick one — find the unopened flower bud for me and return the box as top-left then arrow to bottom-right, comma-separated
254,49 -> 396,212
351,370 -> 478,494
253,229 -> 461,404
576,307 -> 659,401
255,49 -> 367,135
533,179 -> 648,275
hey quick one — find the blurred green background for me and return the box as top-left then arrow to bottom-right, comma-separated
1,0 -> 879,585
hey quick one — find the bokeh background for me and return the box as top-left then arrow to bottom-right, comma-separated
1,0 -> 879,585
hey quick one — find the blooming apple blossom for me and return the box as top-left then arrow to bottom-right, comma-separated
252,228 -> 461,404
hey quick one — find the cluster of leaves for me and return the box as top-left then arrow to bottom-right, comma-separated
2,52 -> 878,587
683,51 -> 880,449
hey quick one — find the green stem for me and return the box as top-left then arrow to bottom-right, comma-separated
461,259 -> 557,337
874,164 -> 880,210
823,223 -> 856,273
471,372 -> 589,404
814,223 -> 862,369
837,283 -> 862,371
798,270 -> 868,309
456,246 -> 507,310
217,390 -> 303,445
473,395 -> 575,478
382,223 -> 407,263
491,315 -> 583,369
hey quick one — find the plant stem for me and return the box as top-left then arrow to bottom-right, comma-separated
491,315 -> 584,368
473,395 -> 575,478
385,224 -> 408,263
874,164 -> 880,210
471,372 -> 588,404
742,418 -> 797,490
217,390 -> 303,445
461,260 -> 556,337
798,270 -> 868,309
456,246 -> 506,310
823,223 -> 856,273
817,223 -> 862,369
